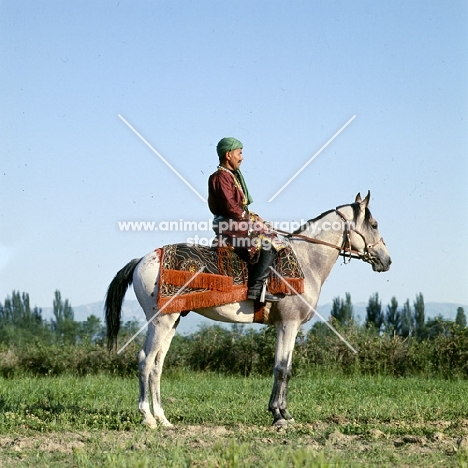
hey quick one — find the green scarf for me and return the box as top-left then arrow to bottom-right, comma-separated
235,169 -> 253,205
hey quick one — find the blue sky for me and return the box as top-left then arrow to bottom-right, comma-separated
1,0 -> 467,313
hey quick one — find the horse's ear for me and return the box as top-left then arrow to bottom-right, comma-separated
355,192 -> 362,203
359,190 -> 371,211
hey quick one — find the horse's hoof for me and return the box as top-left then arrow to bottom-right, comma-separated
272,418 -> 288,428
154,412 -> 173,427
141,418 -> 158,429
280,409 -> 295,421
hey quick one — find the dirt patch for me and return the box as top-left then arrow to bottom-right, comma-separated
326,430 -> 358,446
164,424 -> 230,438
0,431 -> 87,454
368,428 -> 386,440
157,422 -> 465,460
0,422 -> 466,466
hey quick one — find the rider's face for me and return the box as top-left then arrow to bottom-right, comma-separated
225,148 -> 243,171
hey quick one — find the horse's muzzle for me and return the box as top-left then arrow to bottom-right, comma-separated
371,255 -> 392,272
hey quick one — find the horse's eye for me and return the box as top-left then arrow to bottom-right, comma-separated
371,221 -> 378,229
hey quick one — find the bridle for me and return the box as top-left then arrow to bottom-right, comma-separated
335,209 -> 386,263
275,208 -> 385,264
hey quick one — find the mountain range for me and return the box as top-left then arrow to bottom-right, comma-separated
41,300 -> 467,336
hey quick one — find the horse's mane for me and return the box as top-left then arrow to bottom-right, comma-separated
293,202 -> 372,235
292,209 -> 335,234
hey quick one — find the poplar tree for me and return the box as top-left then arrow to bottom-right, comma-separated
455,307 -> 466,328
330,293 -> 354,327
365,292 -> 384,333
0,291 -> 45,345
52,290 -> 78,344
399,299 -> 413,337
413,293 -> 426,340
384,296 -> 400,336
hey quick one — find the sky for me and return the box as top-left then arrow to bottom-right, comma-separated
1,0 -> 467,314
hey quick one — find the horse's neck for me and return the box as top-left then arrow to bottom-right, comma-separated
291,208 -> 352,284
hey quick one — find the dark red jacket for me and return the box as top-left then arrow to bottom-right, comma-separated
208,168 -> 247,220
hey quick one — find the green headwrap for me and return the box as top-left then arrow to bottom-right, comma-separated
216,137 -> 243,159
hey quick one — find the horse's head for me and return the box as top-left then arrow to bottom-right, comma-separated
344,191 -> 392,272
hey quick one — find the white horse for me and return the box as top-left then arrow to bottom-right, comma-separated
105,192 -> 391,427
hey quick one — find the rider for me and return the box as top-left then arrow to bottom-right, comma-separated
208,137 -> 287,303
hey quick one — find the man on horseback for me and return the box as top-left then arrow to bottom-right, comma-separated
208,137 -> 287,303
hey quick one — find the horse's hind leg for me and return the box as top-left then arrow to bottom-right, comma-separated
138,324 -> 158,428
149,314 -> 180,426
138,313 -> 180,428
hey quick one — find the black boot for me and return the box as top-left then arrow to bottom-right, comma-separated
247,248 -> 281,302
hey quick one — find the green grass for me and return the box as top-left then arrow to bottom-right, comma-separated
1,370 -> 467,467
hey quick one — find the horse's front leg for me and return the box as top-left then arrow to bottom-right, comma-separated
268,321 -> 299,426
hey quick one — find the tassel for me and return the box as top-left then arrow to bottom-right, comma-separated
268,278 -> 305,295
158,286 -> 248,314
162,269 -> 233,292
253,302 -> 265,323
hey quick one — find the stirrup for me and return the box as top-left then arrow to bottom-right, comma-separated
247,291 -> 280,303
247,283 -> 280,303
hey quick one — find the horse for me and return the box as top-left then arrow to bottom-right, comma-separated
105,191 -> 391,428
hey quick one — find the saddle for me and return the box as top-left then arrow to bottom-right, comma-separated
155,244 -> 304,318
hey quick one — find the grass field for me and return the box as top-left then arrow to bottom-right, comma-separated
1,370 -> 468,467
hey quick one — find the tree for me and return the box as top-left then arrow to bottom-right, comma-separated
80,314 -> 104,344
365,292 -> 384,333
413,293 -> 426,340
399,299 -> 413,337
384,296 -> 400,336
1,291 -> 42,328
330,293 -> 354,327
309,321 -> 331,337
52,290 -> 78,344
455,307 -> 467,328
0,291 -> 48,345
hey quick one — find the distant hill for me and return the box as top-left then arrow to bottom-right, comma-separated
41,300 -> 467,336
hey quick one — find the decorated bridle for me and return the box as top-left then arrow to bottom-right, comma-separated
275,208 -> 385,265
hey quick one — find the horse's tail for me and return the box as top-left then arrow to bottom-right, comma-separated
105,258 -> 141,350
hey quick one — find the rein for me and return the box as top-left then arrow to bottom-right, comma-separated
274,209 -> 384,264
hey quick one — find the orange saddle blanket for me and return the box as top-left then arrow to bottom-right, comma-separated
156,243 -> 304,314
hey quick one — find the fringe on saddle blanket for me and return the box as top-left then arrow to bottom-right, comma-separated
155,243 -> 304,317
